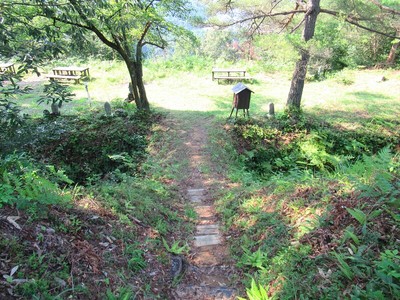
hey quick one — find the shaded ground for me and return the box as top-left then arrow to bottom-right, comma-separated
0,110 -> 241,299
0,200 -> 172,299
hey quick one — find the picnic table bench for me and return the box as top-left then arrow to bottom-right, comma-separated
212,68 -> 248,83
47,66 -> 90,83
0,62 -> 16,75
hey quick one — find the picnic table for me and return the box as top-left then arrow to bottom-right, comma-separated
0,62 -> 16,75
47,66 -> 90,83
212,68 -> 247,83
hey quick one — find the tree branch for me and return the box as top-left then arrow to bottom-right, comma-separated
138,22 -> 152,47
142,41 -> 165,49
219,5 -> 399,39
66,0 -> 120,51
2,1 -> 69,7
321,8 -> 400,39
218,9 -> 307,28
369,0 -> 400,16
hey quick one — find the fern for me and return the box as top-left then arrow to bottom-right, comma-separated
339,147 -> 397,201
0,154 -> 72,210
238,278 -> 271,300
162,238 -> 189,255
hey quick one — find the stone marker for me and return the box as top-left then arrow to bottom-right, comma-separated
104,102 -> 112,116
268,102 -> 275,118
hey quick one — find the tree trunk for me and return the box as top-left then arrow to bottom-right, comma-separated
286,49 -> 310,108
135,43 -> 149,110
386,30 -> 400,65
124,59 -> 150,111
136,67 -> 149,110
286,0 -> 320,109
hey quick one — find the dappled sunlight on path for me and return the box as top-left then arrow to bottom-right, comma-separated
161,113 -> 238,299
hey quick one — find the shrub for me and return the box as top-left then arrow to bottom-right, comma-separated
13,110 -> 157,184
0,153 -> 72,213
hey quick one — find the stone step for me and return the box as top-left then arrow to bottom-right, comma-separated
188,188 -> 206,203
194,235 -> 221,247
186,265 -> 235,282
174,285 -> 236,300
187,188 -> 206,195
196,224 -> 220,235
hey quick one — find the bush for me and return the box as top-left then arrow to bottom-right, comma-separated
0,74 -> 30,132
0,153 -> 72,213
230,114 -> 399,178
2,108 -> 157,184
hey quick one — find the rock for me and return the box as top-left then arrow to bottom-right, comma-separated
104,102 -> 112,116
171,255 -> 185,279
114,109 -> 128,118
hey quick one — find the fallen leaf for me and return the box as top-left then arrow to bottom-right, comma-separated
10,266 -> 18,277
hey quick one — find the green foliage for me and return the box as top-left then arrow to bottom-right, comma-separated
0,74 -> 30,131
38,80 -> 75,110
231,113 -> 399,179
253,34 -> 298,71
9,109 -> 155,184
124,243 -> 147,273
0,153 -> 72,212
374,250 -> 400,294
200,29 -> 245,63
92,173 -> 185,230
224,107 -> 399,299
105,287 -> 134,300
238,248 -> 267,270
339,147 -> 400,206
333,252 -> 354,280
238,278 -> 271,300
162,238 -> 189,255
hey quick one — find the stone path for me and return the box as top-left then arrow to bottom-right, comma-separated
173,188 -> 236,299
172,116 -> 237,300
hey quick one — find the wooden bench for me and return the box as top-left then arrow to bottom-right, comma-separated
47,66 -> 90,84
0,62 -> 16,75
212,68 -> 249,83
46,74 -> 81,83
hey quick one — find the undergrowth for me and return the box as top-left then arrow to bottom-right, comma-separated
1,101 -> 155,184
219,112 -> 400,299
0,107 -> 191,299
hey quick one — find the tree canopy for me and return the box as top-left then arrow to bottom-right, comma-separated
202,0 -> 400,109
2,0 -> 195,110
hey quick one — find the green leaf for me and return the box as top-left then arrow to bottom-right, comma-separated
334,252 -> 354,280
346,208 -> 367,225
369,209 -> 383,219
345,229 -> 360,245
162,238 -> 189,255
240,278 -> 271,300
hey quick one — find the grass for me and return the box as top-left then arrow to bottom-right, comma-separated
14,59 -> 400,125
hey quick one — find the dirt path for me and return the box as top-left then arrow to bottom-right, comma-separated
160,112 -> 238,299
